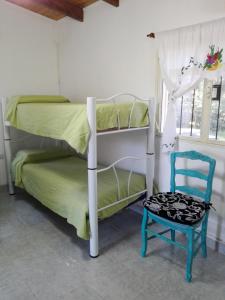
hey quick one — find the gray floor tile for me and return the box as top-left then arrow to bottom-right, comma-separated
0,189 -> 225,300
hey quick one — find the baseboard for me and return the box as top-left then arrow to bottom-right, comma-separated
0,184 -> 7,192
206,236 -> 225,255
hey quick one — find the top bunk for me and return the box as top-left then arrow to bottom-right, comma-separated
2,93 -> 154,154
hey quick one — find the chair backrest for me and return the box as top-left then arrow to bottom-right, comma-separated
170,151 -> 216,203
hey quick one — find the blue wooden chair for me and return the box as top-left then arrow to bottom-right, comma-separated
141,151 -> 216,282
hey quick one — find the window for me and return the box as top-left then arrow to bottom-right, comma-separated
209,77 -> 225,141
176,81 -> 204,137
161,77 -> 225,144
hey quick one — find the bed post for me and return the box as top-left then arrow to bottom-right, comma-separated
146,97 -> 156,198
0,97 -> 15,195
87,96 -> 99,258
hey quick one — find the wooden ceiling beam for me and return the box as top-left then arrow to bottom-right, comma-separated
7,0 -> 84,21
36,0 -> 84,21
6,0 -> 120,21
6,0 -> 62,20
103,0 -> 119,7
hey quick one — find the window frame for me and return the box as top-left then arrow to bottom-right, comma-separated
158,75 -> 225,148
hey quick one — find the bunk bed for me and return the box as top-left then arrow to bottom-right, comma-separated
1,93 -> 156,257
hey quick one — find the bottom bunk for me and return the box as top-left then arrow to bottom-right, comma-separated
12,149 -> 146,240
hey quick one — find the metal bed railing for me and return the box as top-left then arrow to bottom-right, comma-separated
87,93 -> 156,257
96,93 -> 151,132
97,156 -> 148,213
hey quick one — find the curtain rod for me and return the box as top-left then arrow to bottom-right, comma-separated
147,17 -> 225,39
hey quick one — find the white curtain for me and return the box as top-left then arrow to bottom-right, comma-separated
158,18 -> 225,152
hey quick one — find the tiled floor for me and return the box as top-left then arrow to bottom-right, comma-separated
0,188 -> 225,300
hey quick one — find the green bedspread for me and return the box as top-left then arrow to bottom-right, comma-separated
6,96 -> 149,154
6,95 -> 70,124
12,150 -> 146,240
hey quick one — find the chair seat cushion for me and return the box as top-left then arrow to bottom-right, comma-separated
143,192 -> 208,225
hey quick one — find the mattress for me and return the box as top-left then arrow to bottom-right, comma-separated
6,96 -> 149,154
12,151 -> 146,240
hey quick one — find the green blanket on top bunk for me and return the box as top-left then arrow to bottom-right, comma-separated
6,95 -> 149,154
12,149 -> 146,240
6,95 -> 70,124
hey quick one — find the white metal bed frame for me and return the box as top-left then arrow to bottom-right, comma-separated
1,93 -> 156,257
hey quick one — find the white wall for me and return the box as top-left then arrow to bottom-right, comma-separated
57,0 -> 225,100
57,0 -> 225,246
1,0 -> 225,247
57,0 -> 156,99
0,1 -> 60,185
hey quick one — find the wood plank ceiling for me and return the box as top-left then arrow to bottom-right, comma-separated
6,0 -> 119,22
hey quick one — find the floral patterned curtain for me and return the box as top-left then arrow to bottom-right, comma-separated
158,17 -> 225,152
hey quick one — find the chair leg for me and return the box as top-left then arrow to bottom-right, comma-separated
171,229 -> 175,242
201,213 -> 209,258
186,229 -> 194,282
141,208 -> 148,257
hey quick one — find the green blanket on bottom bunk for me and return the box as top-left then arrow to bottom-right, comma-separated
6,95 -> 149,154
12,149 -> 146,240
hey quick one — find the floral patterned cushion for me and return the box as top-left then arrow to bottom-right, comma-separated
143,192 -> 208,225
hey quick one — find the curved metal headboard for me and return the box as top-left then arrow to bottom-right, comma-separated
96,93 -> 153,103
